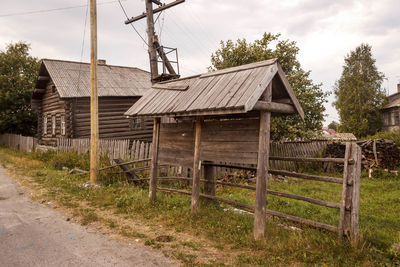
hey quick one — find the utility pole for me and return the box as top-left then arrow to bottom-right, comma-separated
125,0 -> 184,83
145,0 -> 158,82
90,0 -> 99,184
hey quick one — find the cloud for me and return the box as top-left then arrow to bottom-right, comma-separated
0,0 -> 399,125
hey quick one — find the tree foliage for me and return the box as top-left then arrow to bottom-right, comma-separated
0,42 -> 40,136
328,121 -> 339,131
333,44 -> 385,138
210,33 -> 328,140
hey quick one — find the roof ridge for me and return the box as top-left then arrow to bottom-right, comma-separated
42,58 -> 149,73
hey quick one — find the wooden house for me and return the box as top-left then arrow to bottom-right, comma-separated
31,59 -> 153,146
125,59 -> 305,239
381,84 -> 400,131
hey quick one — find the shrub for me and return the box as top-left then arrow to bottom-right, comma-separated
363,130 -> 400,146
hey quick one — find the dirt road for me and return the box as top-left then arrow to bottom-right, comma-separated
0,166 -> 175,267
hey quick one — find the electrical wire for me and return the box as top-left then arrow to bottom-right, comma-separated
117,0 -> 149,46
76,0 -> 90,92
0,0 -> 129,18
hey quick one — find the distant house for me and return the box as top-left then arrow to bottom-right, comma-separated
381,84 -> 400,132
31,59 -> 153,146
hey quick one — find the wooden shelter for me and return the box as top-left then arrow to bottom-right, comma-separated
31,59 -> 153,146
125,59 -> 306,238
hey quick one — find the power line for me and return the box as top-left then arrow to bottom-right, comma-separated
0,0 -> 129,18
76,0 -> 90,92
117,0 -> 148,46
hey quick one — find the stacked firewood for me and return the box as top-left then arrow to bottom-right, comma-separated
326,139 -> 400,170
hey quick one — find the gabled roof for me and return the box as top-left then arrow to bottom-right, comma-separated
33,59 -> 151,99
125,59 -> 304,119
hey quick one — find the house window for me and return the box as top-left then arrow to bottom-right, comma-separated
129,118 -> 143,130
395,112 -> 400,126
51,85 -> 56,93
43,115 -> 47,135
52,115 -> 56,135
61,115 -> 66,136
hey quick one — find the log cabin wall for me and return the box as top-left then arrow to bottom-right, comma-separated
37,80 -> 68,146
158,118 -> 259,167
72,97 -> 153,141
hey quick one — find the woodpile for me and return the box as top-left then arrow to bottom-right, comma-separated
326,139 -> 400,170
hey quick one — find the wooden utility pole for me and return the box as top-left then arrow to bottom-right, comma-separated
145,0 -> 158,81
125,0 -> 184,83
89,0 -> 99,184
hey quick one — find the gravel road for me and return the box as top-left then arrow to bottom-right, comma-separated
0,166 -> 175,267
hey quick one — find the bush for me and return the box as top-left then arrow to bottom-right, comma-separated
364,130 -> 400,146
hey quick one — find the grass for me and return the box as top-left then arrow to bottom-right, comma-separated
0,147 -> 399,266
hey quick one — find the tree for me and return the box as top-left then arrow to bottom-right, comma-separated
0,42 -> 40,136
210,33 -> 328,140
328,121 -> 339,131
333,44 -> 385,138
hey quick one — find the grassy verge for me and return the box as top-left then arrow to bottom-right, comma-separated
0,147 -> 399,266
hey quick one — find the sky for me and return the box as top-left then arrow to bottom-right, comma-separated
1,0 -> 400,126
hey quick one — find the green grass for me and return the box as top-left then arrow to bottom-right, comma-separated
0,147 -> 399,266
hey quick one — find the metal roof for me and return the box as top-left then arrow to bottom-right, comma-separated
34,59 -> 151,98
125,59 -> 304,118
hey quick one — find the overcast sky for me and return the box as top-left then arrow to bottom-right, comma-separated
1,0 -> 400,125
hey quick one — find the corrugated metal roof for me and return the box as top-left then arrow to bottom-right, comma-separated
37,59 -> 151,98
125,59 -> 304,118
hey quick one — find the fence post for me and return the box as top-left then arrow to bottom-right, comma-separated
339,142 -> 361,246
204,161 -> 216,196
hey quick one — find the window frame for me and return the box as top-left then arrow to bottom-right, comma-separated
61,115 -> 66,136
43,114 -> 47,135
51,115 -> 56,136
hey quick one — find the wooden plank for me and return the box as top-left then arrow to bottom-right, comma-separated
191,118 -> 202,213
270,156 -> 347,164
200,59 -> 277,78
266,209 -> 338,233
149,118 -> 160,201
269,169 -> 342,184
350,144 -> 361,246
204,161 -> 216,196
276,64 -> 304,120
253,101 -> 296,114
244,64 -> 277,112
339,142 -> 351,238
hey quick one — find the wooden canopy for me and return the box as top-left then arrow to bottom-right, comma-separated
125,59 -> 304,119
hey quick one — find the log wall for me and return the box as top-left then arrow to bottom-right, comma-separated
36,81 -> 68,146
72,97 -> 153,141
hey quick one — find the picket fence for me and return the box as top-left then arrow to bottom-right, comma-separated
0,134 -> 37,153
57,138 -> 151,161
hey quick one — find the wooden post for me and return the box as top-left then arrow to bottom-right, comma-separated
191,118 -> 202,213
339,142 -> 361,246
89,0 -> 99,184
254,83 -> 272,240
204,161 -> 216,196
149,117 -> 160,201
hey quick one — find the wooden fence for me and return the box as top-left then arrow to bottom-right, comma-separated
57,138 -> 151,161
0,134 -> 37,152
152,142 -> 362,244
